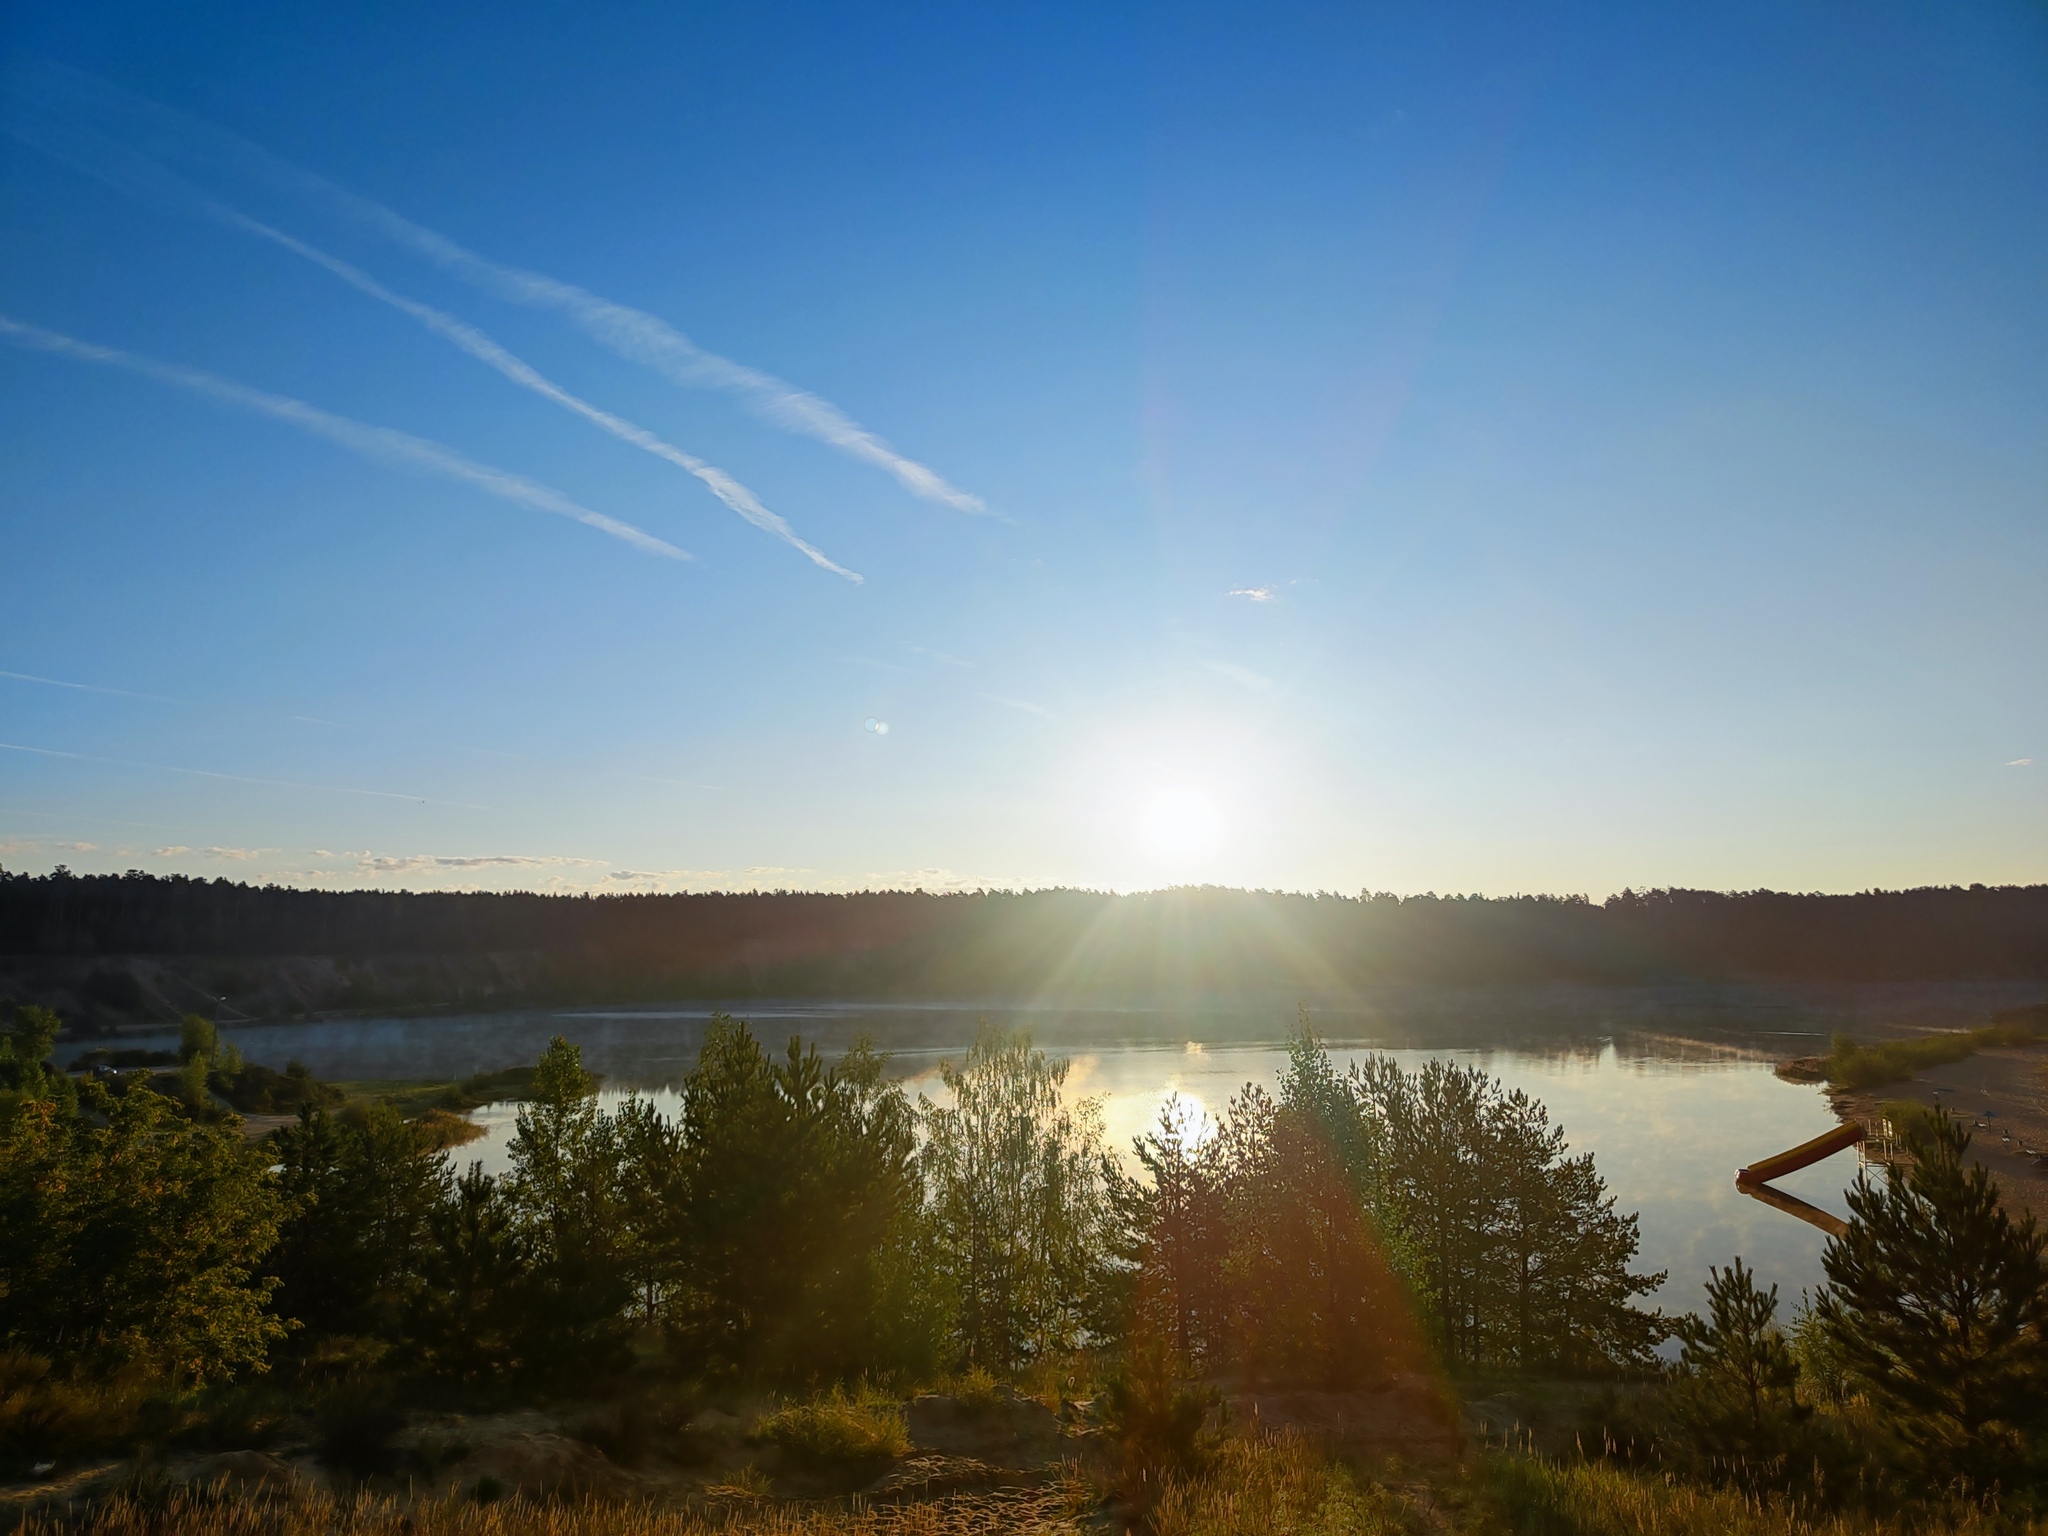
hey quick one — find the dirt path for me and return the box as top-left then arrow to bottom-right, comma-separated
1826,1041 -> 2048,1220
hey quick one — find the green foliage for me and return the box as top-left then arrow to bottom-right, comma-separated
1665,1258 -> 1810,1486
669,1020 -> 936,1381
177,1013 -> 219,1065
413,1162 -> 529,1384
211,1059 -> 343,1115
0,1351 -> 148,1476
0,1004 -> 72,1118
1208,1088 -> 1428,1387
1677,1259 -> 1800,1426
1101,1338 -> 1223,1486
1817,1110 -> 2048,1484
920,1025 -> 1119,1372
505,1036 -> 633,1382
1823,1019 -> 2042,1091
0,1080 -> 284,1383
748,1386 -> 908,1474
1341,1046 -> 1665,1371
1788,1293 -> 1858,1412
268,1101 -> 454,1343
1125,1028 -> 1664,1381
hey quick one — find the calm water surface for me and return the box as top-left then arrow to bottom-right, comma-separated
125,982 -> 2039,1322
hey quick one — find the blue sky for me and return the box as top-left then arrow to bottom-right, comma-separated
1,2 -> 2042,896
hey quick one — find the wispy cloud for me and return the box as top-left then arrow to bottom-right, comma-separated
0,668 -> 180,702
0,739 -> 485,808
842,655 -> 912,673
13,62 -> 982,516
2011,758 -> 2035,768
213,204 -> 859,580
1200,659 -> 1274,691
202,846 -> 275,860
1227,585 -> 1277,602
909,646 -> 974,668
0,314 -> 687,561
153,845 -> 191,857
978,693 -> 1056,720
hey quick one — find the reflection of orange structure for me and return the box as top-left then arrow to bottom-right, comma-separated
1738,1121 -> 1865,1185
1739,1179 -> 1850,1238
1735,1121 -> 1864,1238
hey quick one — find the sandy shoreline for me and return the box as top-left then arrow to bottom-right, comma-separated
1822,1041 -> 2048,1221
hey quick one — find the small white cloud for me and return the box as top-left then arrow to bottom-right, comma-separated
1227,585 -> 1277,602
62,841 -> 99,852
203,846 -> 275,861
153,845 -> 192,857
2009,758 -> 2034,767
977,693 -> 1056,720
1200,659 -> 1274,691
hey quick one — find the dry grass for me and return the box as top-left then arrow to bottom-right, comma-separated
1149,1432 -> 1410,1536
1472,1454 -> 2042,1535
14,1483 -> 1089,1536
748,1389 -> 908,1474
19,1436 -> 2046,1536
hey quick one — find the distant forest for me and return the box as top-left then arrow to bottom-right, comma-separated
3,871 -> 2045,1017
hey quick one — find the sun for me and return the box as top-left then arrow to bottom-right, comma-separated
1136,784 -> 1224,861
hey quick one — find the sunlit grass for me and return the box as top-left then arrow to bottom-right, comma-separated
1471,1454 -> 2033,1535
748,1387 -> 907,1473
1823,1020 -> 2043,1091
1151,1431 -> 1409,1536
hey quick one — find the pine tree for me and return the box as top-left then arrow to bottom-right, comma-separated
1817,1111 -> 2048,1483
506,1035 -> 631,1380
1126,1095 -> 1227,1370
1674,1257 -> 1801,1446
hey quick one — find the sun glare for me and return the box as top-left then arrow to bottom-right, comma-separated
1137,784 -> 1223,860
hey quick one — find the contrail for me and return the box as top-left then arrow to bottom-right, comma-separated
216,207 -> 861,581
0,114 -> 850,577
9,61 -> 987,516
0,315 -> 688,561
0,669 -> 180,703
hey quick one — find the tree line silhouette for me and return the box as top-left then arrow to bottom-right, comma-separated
4,872 -> 2044,1007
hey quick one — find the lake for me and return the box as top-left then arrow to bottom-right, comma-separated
119,980 -> 2040,1324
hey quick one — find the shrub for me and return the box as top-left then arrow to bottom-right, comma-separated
0,1352 -> 148,1476
1824,1017 -> 2043,1092
1150,1430 -> 1408,1536
750,1386 -> 907,1474
1101,1339 -> 1224,1488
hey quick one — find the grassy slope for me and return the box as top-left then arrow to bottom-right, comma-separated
25,1437 -> 2043,1536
